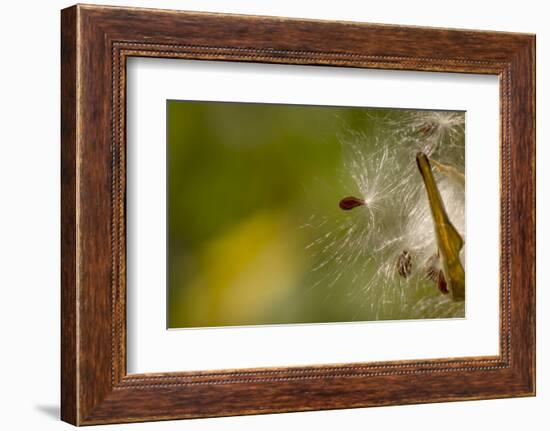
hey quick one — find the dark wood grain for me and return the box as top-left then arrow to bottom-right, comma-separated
61,4 -> 535,425
60,6 -> 77,425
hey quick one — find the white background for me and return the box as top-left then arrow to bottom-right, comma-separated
127,59 -> 499,373
0,0 -> 546,430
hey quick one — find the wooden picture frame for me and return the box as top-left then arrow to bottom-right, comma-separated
61,4 -> 535,425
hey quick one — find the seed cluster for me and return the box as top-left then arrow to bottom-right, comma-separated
304,110 -> 465,320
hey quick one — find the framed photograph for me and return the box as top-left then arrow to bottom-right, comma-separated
61,4 -> 535,425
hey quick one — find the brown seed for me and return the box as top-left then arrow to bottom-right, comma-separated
396,250 -> 413,278
424,253 -> 449,294
417,121 -> 437,136
423,253 -> 440,283
339,196 -> 365,210
437,270 -> 449,294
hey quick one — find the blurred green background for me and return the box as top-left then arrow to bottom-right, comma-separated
167,101 -> 461,328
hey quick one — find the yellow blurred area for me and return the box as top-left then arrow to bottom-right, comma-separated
175,211 -> 305,326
